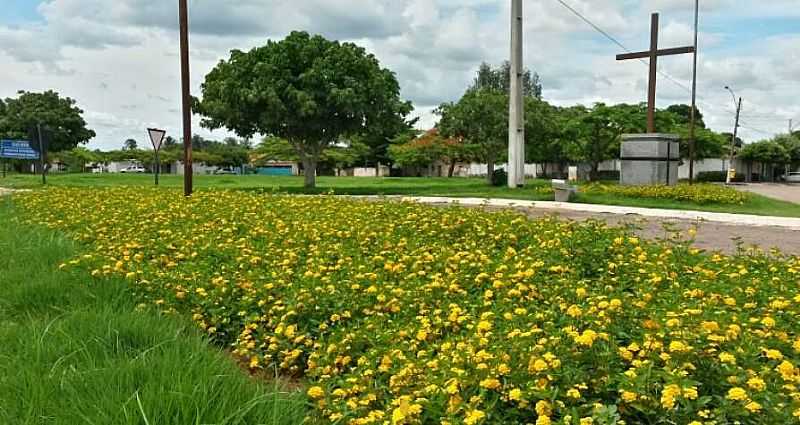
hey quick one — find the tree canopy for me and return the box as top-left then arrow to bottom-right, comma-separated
471,61 -> 542,99
437,89 -> 508,184
0,90 -> 95,152
195,31 -> 409,188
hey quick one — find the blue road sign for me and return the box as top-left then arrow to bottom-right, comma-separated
0,140 -> 39,160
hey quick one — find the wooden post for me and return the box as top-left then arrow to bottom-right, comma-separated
179,0 -> 193,196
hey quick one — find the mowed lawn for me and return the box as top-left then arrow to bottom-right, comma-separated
2,172 -> 799,217
0,199 -> 307,425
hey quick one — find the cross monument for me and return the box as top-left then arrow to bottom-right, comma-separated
616,13 -> 695,133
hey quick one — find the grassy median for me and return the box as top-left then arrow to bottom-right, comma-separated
0,198 -> 306,425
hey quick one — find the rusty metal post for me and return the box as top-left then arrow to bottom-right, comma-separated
647,13 -> 659,133
179,0 -> 193,196
688,0 -> 699,184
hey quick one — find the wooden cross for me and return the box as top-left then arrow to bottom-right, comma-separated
617,13 -> 695,133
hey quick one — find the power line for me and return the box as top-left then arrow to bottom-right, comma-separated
738,123 -> 776,136
551,0 -> 786,140
553,0 -> 694,96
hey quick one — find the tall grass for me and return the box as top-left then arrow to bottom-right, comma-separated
0,198 -> 306,425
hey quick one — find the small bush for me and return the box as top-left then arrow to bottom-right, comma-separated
491,169 -> 508,186
583,182 -> 750,204
696,171 -> 745,183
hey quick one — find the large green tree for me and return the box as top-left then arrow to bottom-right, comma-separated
437,89 -> 508,184
567,103 -> 649,181
195,31 -> 407,188
0,90 -> 95,152
472,61 -> 542,99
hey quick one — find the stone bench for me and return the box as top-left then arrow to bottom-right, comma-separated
552,179 -> 577,202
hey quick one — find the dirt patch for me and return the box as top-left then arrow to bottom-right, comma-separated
421,201 -> 800,255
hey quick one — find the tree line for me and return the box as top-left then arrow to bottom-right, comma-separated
3,32 -> 794,187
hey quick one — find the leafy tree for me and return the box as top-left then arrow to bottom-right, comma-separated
388,129 -> 472,177
252,137 -> 298,165
163,136 -> 178,148
739,140 -> 790,182
321,140 -> 370,174
472,61 -> 542,99
60,147 -> 100,172
123,139 -> 138,151
196,31 -> 407,188
438,89 -> 508,184
527,105 -> 582,177
666,104 -> 705,128
357,98 -> 416,174
0,90 -> 95,152
568,103 -> 647,181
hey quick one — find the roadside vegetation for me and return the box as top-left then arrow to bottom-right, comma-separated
13,187 -> 800,424
0,199 -> 306,425
3,173 -> 798,217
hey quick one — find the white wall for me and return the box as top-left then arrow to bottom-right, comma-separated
174,161 -> 220,175
678,159 -> 728,180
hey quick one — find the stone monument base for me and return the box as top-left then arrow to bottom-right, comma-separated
620,134 -> 680,186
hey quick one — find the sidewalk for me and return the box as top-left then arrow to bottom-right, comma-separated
370,196 -> 800,230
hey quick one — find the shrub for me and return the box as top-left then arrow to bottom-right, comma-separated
582,182 -> 750,205
490,169 -> 508,186
696,171 -> 745,183
16,188 -> 800,424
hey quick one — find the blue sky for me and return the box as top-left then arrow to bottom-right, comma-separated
5,0 -> 41,24
0,0 -> 797,149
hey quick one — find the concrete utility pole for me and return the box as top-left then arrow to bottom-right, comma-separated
688,0 -> 699,184
725,86 -> 742,184
179,0 -> 193,196
508,0 -> 525,188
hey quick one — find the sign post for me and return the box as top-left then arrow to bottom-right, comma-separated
1,139 -> 41,179
148,128 -> 167,186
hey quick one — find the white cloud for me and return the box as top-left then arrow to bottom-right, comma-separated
0,0 -> 795,149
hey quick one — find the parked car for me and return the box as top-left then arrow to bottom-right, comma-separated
784,172 -> 800,183
120,165 -> 146,173
214,168 -> 237,175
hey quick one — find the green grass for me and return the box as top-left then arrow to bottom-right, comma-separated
3,172 -> 799,217
574,192 -> 800,218
0,198 -> 307,425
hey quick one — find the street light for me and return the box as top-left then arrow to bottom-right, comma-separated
724,85 -> 742,185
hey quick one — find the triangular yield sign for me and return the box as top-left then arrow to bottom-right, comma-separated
148,128 -> 167,151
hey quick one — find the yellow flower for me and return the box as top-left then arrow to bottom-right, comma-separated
464,409 -> 486,425
509,388 -> 523,401
621,391 -> 637,403
745,401 -> 762,412
307,386 -> 325,399
535,400 -> 552,417
726,387 -> 748,401
536,416 -> 551,425
746,377 -> 766,391
479,378 -> 501,390
567,388 -> 581,399
661,384 -> 682,409
719,352 -> 736,364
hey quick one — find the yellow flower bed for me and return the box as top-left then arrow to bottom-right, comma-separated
582,183 -> 750,205
16,188 -> 800,424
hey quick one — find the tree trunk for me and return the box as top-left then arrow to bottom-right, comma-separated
486,153 -> 495,185
301,155 -> 318,189
589,162 -> 600,182
448,159 -> 456,178
746,162 -> 752,183
375,162 -> 381,177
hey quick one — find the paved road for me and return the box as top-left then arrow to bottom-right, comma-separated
735,183 -> 800,204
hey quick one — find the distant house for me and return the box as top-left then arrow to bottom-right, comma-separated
256,161 -> 299,176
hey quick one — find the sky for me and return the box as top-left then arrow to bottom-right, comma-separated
0,0 -> 797,151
